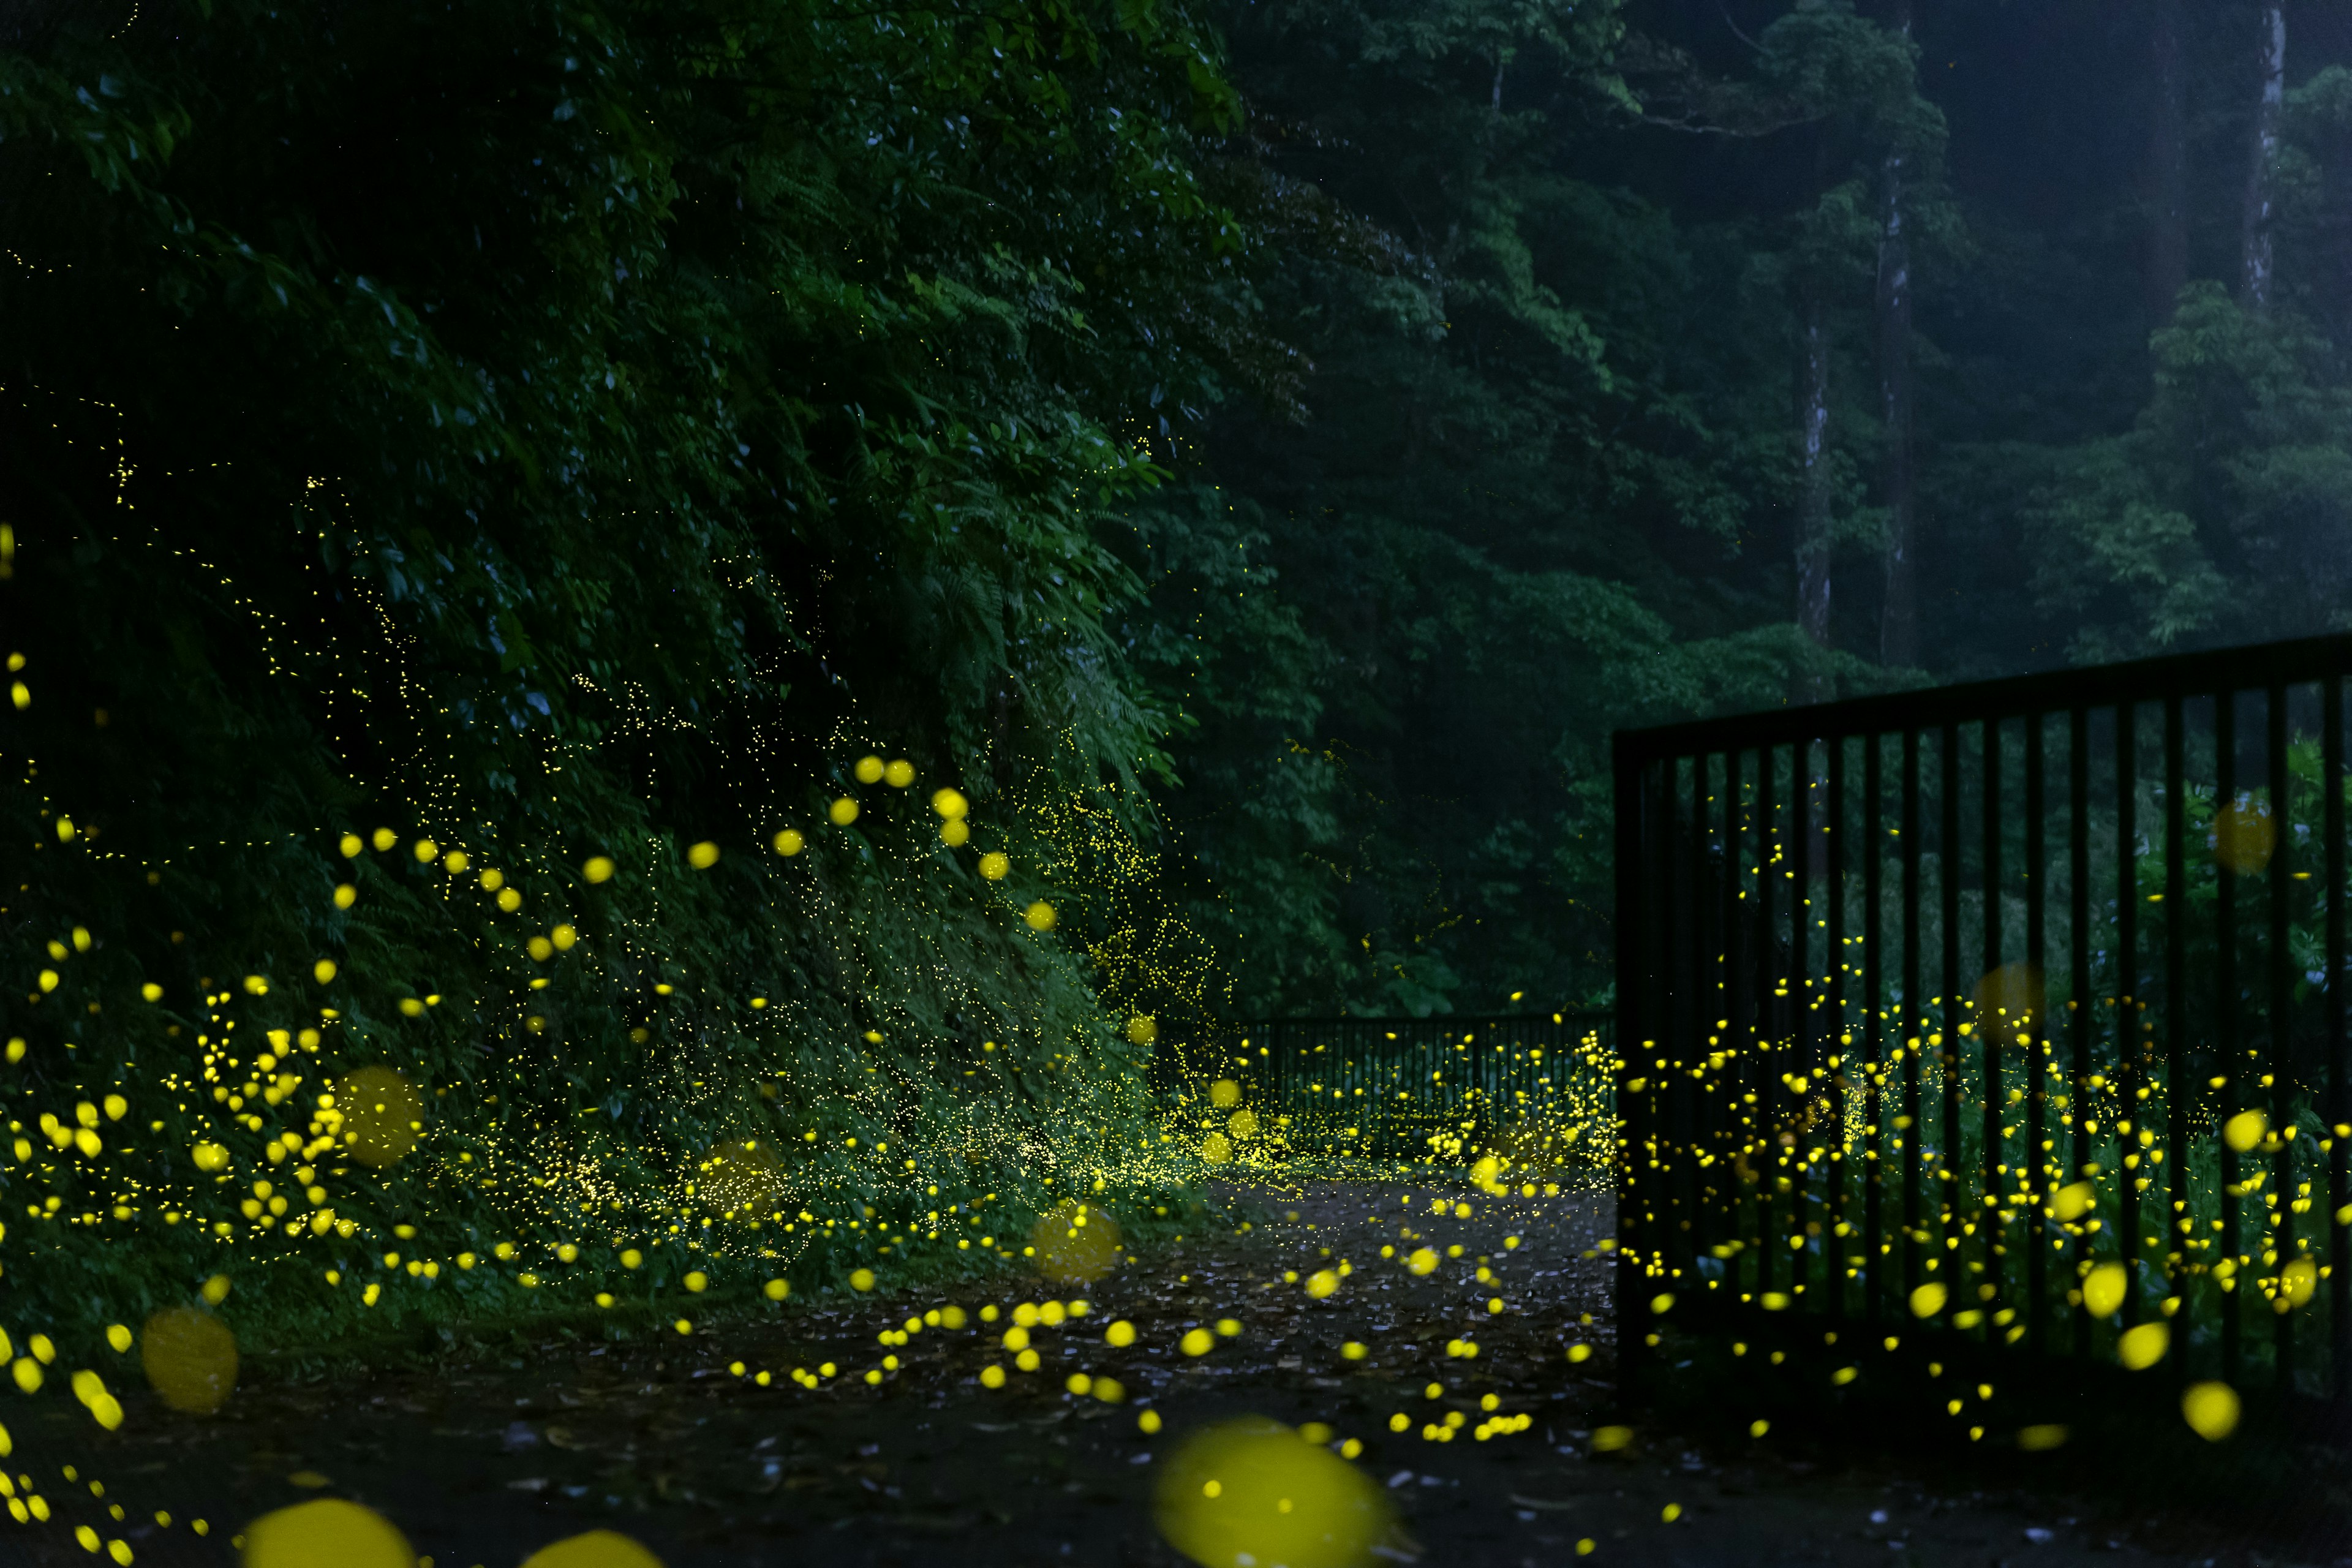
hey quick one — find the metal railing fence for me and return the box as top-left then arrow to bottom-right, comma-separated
1613,633 -> 2352,1412
1158,1012 -> 1614,1168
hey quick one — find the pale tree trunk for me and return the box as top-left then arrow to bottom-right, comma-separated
1795,291 -> 1834,701
2146,0 -> 2188,321
2242,2 -> 2285,312
1877,0 -> 1918,670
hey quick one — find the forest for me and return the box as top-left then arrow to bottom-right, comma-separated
11,0 -> 2352,1035
2,0 -> 2350,1562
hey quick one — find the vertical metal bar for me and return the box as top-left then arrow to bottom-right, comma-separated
1618,742 -> 1656,1382
1828,733 -> 1849,1321
2328,674 -> 2347,1404
1690,753 -> 1713,1273
1792,739 -> 1814,1309
2267,686 -> 2293,1393
2025,714 -> 2048,1354
1903,727 -> 1923,1311
1759,744 -> 1779,1299
2165,693 -> 2188,1382
2219,692 -> 2241,1387
2070,706 -> 2091,1359
2118,701 -> 2142,1331
1943,722 -> 1964,1297
1984,718 -> 2005,1319
1724,749 -> 1752,1291
1865,731 -> 1885,1327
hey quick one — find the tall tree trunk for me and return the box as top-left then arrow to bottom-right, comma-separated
1795,288 -> 1834,701
1877,0 -> 1918,671
2146,0 -> 2188,322
2242,1 -> 2285,311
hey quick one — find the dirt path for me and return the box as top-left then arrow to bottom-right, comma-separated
0,1182 -> 2315,1567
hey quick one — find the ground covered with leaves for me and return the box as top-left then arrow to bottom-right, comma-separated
0,1180 -> 2337,1567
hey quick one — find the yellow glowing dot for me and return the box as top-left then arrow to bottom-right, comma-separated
854,755 -> 886,783
1180,1328 -> 1214,1357
200,1275 -> 231,1305
339,834 -> 363,858
884,760 -> 915,788
1591,1425 -> 1633,1452
371,827 -> 396,852
2182,1381 -> 2239,1441
312,959 -> 337,986
764,1279 -> 791,1302
850,1268 -> 876,1292
1909,1282 -> 1948,1319
687,841 -> 720,869
442,850 -> 468,873
674,1319 -> 693,1336
140,1307 -> 235,1414
932,788 -> 969,820
583,856 -> 616,883
773,829 -> 805,857
980,1365 -> 1006,1389
1408,1248 -> 1438,1276
333,884 -> 356,910
1663,1504 -> 1682,1523
830,797 -> 859,826
1156,1417 -> 1393,1567
105,1325 -> 131,1354
1139,1408 -> 1163,1434
1306,1270 -> 1339,1299
518,1531 -> 667,1568
412,839 -> 438,863
1023,901 -> 1056,931
2223,1110 -> 2267,1153
2119,1321 -> 2169,1370
243,1499 -> 413,1568
979,851 -> 1009,880
1749,1419 -> 1769,1438
620,1248 -> 643,1269
1106,1320 -> 1137,1348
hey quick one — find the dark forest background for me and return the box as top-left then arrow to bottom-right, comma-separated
1147,0 -> 2352,1018
6,0 -> 2350,1047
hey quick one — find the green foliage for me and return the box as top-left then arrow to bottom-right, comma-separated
1125,0 -> 1928,1016
0,0 -> 1251,1340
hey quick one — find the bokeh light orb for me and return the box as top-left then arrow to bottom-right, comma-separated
521,1530 -> 667,1568
141,1305 -> 238,1414
1155,1415 -> 1393,1568
1030,1199 -> 1122,1285
2212,797 -> 2275,875
241,1498 -> 412,1568
337,1065 -> 423,1168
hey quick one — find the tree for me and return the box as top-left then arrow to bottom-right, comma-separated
2243,1 -> 2287,310
2146,0 -> 2190,321
0,0 -> 1254,1336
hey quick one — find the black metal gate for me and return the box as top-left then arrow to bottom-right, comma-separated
1167,1012 -> 1613,1169
1614,634 -> 2352,1414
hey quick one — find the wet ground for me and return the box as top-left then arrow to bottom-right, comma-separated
0,1181 -> 2334,1567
